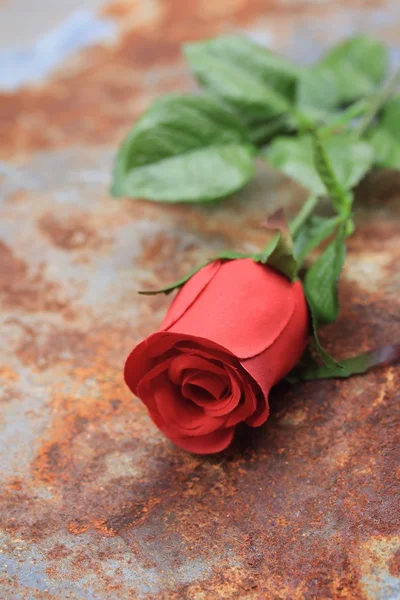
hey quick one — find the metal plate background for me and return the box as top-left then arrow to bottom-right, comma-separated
0,1 -> 399,598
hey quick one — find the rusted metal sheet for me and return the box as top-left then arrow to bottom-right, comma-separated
0,1 -> 399,598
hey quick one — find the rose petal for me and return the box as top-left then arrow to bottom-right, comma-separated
130,331 -> 240,367
203,396 -> 238,417
168,354 -> 226,385
241,280 -> 309,396
135,360 -> 170,410
161,261 -> 222,330
176,342 -> 238,367
171,427 -> 235,454
154,378 -> 224,436
124,338 -> 158,395
182,383 -> 215,406
200,370 -> 241,417
245,395 -> 269,427
135,373 -> 174,436
182,372 -> 228,402
222,366 -> 257,426
166,259 -> 295,359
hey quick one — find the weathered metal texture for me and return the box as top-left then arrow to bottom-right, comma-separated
0,0 -> 399,598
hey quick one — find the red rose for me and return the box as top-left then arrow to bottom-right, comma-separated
125,259 -> 309,454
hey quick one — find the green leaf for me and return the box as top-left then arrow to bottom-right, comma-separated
318,99 -> 369,136
304,226 -> 346,325
319,34 -> 389,104
248,115 -> 292,145
118,144 -> 256,203
367,96 -> 400,168
292,343 -> 400,380
139,251 -> 254,295
111,94 -> 256,202
369,129 -> 400,169
293,215 -> 339,265
266,135 -> 326,194
354,69 -> 400,138
265,133 -> 374,197
296,65 -> 340,119
183,35 -> 297,121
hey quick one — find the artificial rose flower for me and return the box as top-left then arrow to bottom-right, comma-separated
125,258 -> 309,454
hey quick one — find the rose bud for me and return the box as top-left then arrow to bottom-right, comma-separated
125,258 -> 309,454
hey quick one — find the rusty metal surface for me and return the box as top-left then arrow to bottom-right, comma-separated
0,0 -> 399,598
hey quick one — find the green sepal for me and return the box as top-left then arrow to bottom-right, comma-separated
253,210 -> 298,281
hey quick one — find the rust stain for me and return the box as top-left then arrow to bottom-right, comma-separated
389,549 -> 400,576
3,294 -> 398,597
1,193 -> 399,598
0,0 -> 385,159
67,519 -> 91,535
38,213 -> 106,251
0,241 -> 71,314
46,543 -> 73,560
0,365 -> 19,382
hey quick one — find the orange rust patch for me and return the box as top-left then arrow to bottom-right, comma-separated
347,215 -> 400,252
33,384 -> 130,484
38,213 -> 106,251
102,0 -> 138,19
91,519 -> 117,537
0,479 -> 58,541
196,0 -> 249,19
0,0 -> 375,159
389,549 -> 400,576
0,80 -> 146,159
137,231 -> 199,284
5,478 -> 24,491
46,543 -> 73,560
2,305 -> 166,544
67,519 -> 91,535
0,365 -> 19,382
0,241 -> 71,314
30,322 -> 146,480
15,316 -> 153,372
5,190 -> 26,204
